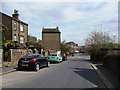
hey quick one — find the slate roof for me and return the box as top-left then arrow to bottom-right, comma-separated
42,27 -> 61,33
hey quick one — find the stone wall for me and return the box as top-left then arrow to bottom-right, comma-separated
3,49 -> 27,66
103,49 -> 120,74
42,33 -> 61,51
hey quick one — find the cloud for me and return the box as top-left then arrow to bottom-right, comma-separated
1,1 -> 118,45
62,7 -> 84,23
2,0 -> 120,2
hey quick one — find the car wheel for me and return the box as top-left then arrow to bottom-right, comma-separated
17,66 -> 21,71
47,62 -> 50,67
35,64 -> 40,71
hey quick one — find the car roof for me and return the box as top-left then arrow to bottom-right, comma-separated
28,54 -> 40,55
26,54 -> 43,56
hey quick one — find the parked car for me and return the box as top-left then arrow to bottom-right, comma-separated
62,54 -> 67,61
48,53 -> 62,63
18,54 -> 50,71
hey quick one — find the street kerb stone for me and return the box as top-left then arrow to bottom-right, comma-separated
0,68 -> 16,76
90,63 -> 113,88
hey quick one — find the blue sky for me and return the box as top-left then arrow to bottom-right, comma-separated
1,0 -> 119,45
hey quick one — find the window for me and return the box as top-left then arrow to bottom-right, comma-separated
26,54 -> 39,58
13,22 -> 17,30
40,54 -> 44,58
13,34 -> 17,41
20,36 -> 24,43
50,54 -> 57,56
20,24 -> 24,31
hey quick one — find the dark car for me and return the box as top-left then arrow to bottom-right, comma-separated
18,54 -> 50,71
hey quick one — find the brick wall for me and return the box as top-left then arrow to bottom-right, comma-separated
2,13 -> 12,40
42,33 -> 60,50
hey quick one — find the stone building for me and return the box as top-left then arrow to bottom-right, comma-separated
1,9 -> 28,44
42,27 -> 61,51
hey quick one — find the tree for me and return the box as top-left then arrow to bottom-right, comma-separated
36,39 -> 43,48
26,35 -> 37,47
85,31 -> 116,54
60,40 -> 71,55
28,35 -> 37,43
0,24 -> 8,46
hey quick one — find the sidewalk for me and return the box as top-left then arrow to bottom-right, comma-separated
0,66 -> 17,75
91,61 -> 119,89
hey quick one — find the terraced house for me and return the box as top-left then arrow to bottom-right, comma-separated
1,9 -> 28,44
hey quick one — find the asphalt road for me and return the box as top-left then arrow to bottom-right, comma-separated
2,55 -> 106,88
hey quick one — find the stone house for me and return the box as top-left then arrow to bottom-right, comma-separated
1,9 -> 28,44
42,27 -> 61,51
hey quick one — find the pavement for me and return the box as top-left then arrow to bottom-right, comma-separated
1,56 -> 119,89
0,66 -> 17,75
91,61 -> 119,89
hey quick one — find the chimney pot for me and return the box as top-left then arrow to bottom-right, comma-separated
12,9 -> 19,20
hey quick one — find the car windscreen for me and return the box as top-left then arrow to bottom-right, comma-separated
50,54 -> 57,56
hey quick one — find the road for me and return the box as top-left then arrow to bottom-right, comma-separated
2,55 -> 106,88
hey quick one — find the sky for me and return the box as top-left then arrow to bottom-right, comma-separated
0,0 -> 119,46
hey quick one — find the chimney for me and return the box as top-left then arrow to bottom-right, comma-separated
12,9 -> 19,20
56,27 -> 59,30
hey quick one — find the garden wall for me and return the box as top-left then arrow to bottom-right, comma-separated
3,49 -> 27,66
103,49 -> 120,74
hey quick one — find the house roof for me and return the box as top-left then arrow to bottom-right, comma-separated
42,27 -> 61,33
0,12 -> 28,25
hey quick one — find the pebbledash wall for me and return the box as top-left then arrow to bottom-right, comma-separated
4,49 -> 28,66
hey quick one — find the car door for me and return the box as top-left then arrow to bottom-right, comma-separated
42,55 -> 48,66
58,54 -> 62,61
38,55 -> 45,67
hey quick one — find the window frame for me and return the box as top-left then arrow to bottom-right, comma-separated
13,34 -> 17,41
20,23 -> 24,32
20,36 -> 24,43
13,22 -> 17,31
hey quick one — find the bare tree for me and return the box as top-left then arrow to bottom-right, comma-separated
85,31 -> 116,54
86,31 -> 114,45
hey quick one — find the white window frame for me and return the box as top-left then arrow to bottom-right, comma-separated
20,36 -> 24,43
20,24 -> 24,31
13,34 -> 17,41
13,22 -> 17,31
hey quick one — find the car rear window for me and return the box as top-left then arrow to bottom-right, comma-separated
50,54 -> 57,56
25,54 -> 39,58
